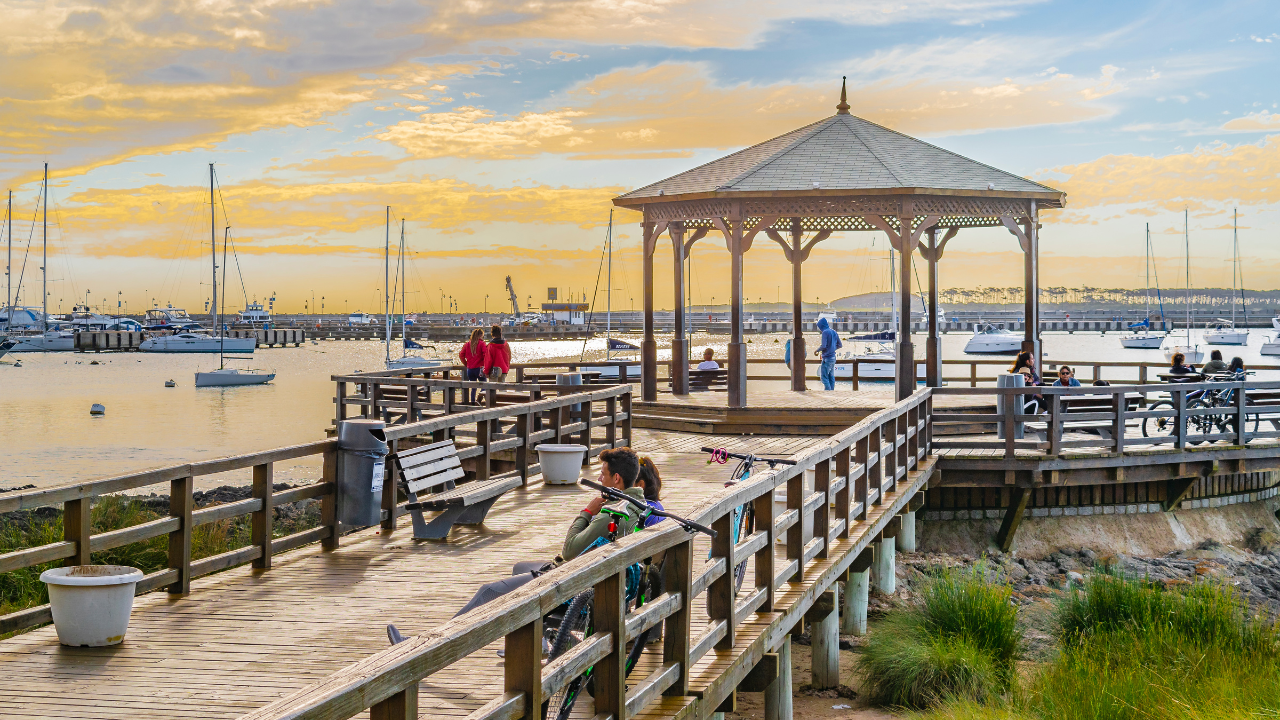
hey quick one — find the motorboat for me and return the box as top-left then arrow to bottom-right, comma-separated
65,303 -> 118,330
9,329 -> 75,352
817,310 -> 840,326
963,323 -> 1022,354
1203,319 -> 1248,346
1272,316 -> 1280,331
0,306 -> 49,333
238,301 -> 271,325
145,305 -> 200,330
194,367 -> 276,387
835,335 -> 927,381
1262,334 -> 1280,356
141,333 -> 255,353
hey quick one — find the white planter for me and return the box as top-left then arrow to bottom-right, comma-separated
40,565 -> 144,646
537,444 -> 588,485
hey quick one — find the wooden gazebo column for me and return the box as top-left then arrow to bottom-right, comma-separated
726,210 -> 748,408
787,219 -> 806,390
1001,201 -> 1041,364
640,218 -> 668,402
920,226 -> 958,387
670,222 -> 689,395
868,204 -> 939,401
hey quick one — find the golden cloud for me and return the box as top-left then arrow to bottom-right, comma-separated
1038,135 -> 1280,217
376,63 -> 1110,161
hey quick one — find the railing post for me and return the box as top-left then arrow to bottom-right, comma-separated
970,362 -> 977,388
551,402 -> 565,444
865,432 -> 880,509
359,382 -> 369,418
709,511 -> 736,649
406,381 -> 417,423
477,418 -> 491,483
1139,364 -> 1148,384
593,570 -> 627,720
605,395 -> 618,449
924,394 -> 934,455
754,482 -> 776,612
251,463 -> 274,570
372,382 -> 383,421
1112,390 -> 1126,455
906,404 -> 919,466
167,475 -> 194,595
814,459 -> 831,559
1236,383 -> 1249,446
884,421 -> 899,494
515,413 -> 530,486
335,381 -> 347,426
835,447 -> 851,539
663,538 -> 694,697
504,617 -> 543,720
787,469 -> 804,578
1048,394 -> 1062,456
578,399 -> 593,458
850,359 -> 859,392
1175,389 -> 1188,449
63,497 -> 92,567
1002,387 -> 1016,459
531,389 -> 543,433
321,445 -> 339,550
621,391 -> 633,447
369,687 -> 418,720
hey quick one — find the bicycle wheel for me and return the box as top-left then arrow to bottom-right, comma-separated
732,503 -> 755,595
1142,400 -> 1178,440
624,565 -> 665,676
1187,397 -> 1213,445
545,590 -> 593,720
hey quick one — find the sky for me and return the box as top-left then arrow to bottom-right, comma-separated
1,0 -> 1278,315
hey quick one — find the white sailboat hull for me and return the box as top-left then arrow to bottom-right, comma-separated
141,335 -> 256,353
834,354 -> 926,379
1272,317 -> 1280,331
194,368 -> 275,387
1162,344 -> 1204,364
1204,330 -> 1248,345
387,356 -> 447,370
1120,333 -> 1165,349
9,332 -> 75,352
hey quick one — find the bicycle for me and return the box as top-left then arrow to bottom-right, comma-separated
1142,372 -> 1257,442
542,479 -> 715,720
701,447 -> 797,595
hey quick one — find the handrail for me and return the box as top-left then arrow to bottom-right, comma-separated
238,388 -> 934,720
0,385 -> 633,636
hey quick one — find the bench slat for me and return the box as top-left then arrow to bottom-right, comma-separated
396,444 -> 459,469
414,475 -> 524,509
402,455 -> 462,482
407,466 -> 466,495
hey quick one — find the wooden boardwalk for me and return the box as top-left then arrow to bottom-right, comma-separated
0,431 -> 824,720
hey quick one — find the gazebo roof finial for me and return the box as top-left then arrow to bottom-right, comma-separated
836,76 -> 850,115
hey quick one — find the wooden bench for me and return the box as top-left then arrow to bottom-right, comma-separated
1026,393 -> 1143,442
392,440 -> 523,540
689,368 -> 729,392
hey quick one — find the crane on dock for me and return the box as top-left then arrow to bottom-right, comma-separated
503,276 -> 542,326
504,276 -> 521,319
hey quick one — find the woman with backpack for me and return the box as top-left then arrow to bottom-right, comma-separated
485,325 -> 511,382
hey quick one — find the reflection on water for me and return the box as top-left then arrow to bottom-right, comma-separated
2,329 -> 1275,490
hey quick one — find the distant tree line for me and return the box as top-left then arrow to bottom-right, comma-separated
939,287 -> 1276,311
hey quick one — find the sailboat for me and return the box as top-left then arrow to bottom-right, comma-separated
9,165 -> 74,352
193,165 -> 273,387
582,210 -> 639,379
384,211 -> 447,370
1,189 -> 12,360
836,242 -> 928,377
1162,209 -> 1204,363
1204,209 -> 1248,345
1120,224 -> 1167,349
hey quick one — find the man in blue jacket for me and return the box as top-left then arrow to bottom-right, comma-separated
813,317 -> 842,390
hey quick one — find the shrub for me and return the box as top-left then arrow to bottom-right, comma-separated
860,566 -> 1021,709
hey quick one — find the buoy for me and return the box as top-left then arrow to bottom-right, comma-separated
90,403 -> 106,415
90,360 -> 100,365
165,379 -> 176,388
13,361 -> 21,367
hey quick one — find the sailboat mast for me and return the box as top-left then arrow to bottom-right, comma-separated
210,164 -> 216,338
219,227 -> 228,367
384,206 -> 391,366
1185,208 -> 1191,344
606,208 -> 613,350
1231,208 -> 1238,327
41,163 -> 47,334
1144,224 -> 1151,323
6,189 -> 11,331
400,219 -> 406,359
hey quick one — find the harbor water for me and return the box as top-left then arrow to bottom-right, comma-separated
2,330 -> 1277,490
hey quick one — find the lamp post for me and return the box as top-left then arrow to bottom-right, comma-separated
485,294 -> 488,313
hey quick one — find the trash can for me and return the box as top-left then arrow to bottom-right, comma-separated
337,418 -> 389,527
557,372 -> 583,413
996,373 -> 1026,440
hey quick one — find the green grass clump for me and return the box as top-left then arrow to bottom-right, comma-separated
861,565 -> 1021,709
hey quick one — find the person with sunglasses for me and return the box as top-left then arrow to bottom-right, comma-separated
1051,365 -> 1081,387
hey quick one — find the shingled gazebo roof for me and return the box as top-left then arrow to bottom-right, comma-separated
613,81 -> 1063,231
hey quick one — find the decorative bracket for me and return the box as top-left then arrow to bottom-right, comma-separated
799,229 -> 833,262
919,226 -> 959,263
764,229 -> 792,262
1000,215 -> 1029,253
643,220 -> 670,256
684,227 -> 709,254
863,214 -> 940,254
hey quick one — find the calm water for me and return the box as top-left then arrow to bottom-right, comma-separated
2,329 -> 1275,490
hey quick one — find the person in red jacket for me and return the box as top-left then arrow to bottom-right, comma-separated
485,325 -> 511,382
459,328 -> 487,404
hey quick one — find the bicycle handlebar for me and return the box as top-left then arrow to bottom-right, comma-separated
700,447 -> 798,466
579,479 -> 717,538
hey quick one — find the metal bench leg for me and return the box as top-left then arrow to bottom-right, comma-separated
456,495 -> 502,526
414,504 -> 469,540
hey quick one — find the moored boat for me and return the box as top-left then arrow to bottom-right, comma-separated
963,323 -> 1022,354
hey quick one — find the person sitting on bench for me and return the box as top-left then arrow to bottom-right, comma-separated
1169,352 -> 1197,377
450,448 -> 646,619
638,456 -> 666,528
696,348 -> 720,370
1201,350 -> 1228,376
1052,365 -> 1081,387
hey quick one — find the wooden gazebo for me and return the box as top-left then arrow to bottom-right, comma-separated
613,80 -> 1066,406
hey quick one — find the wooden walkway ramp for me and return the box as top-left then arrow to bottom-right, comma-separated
0,431 -> 829,719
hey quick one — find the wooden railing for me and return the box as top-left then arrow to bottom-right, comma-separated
933,380 -> 1280,459
0,384 -> 634,635
939,358 -> 1280,387
240,389 -> 934,720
